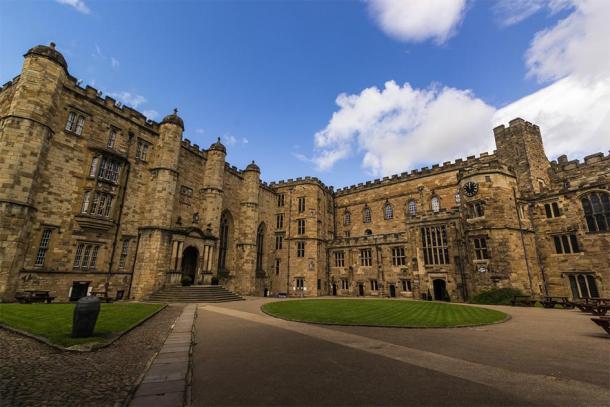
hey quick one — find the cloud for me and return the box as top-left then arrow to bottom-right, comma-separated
241,137 -> 249,144
493,0 -> 571,27
311,1 -> 610,177
56,0 -> 90,14
312,81 -> 495,175
107,91 -> 147,108
141,110 -> 159,120
111,57 -> 120,69
367,0 -> 468,44
224,135 -> 238,145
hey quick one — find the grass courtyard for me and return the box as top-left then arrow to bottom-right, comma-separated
262,299 -> 508,328
0,302 -> 164,347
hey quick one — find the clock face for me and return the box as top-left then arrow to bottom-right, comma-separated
463,181 -> 479,197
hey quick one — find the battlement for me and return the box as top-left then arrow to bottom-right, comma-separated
333,151 -> 496,196
267,176 -> 334,194
493,117 -> 541,136
0,75 -> 20,93
551,151 -> 610,172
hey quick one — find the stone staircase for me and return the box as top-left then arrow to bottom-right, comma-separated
147,285 -> 244,303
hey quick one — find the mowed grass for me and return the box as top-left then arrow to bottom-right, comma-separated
0,302 -> 164,347
262,299 -> 507,328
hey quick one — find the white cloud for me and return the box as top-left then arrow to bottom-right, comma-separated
108,91 -> 147,108
311,1 -> 610,176
224,135 -> 238,145
313,81 -> 495,175
241,137 -> 249,144
111,57 -> 120,69
367,0 -> 467,44
142,110 -> 159,120
493,0 -> 571,27
56,0 -> 90,14
196,128 -> 205,134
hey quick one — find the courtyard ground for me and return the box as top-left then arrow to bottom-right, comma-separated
193,297 -> 609,406
0,304 -> 183,407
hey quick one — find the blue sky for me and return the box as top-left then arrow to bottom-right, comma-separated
1,1 -> 608,187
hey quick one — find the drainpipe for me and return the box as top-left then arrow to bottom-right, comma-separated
286,187 -> 294,295
513,188 -> 534,295
126,231 -> 141,300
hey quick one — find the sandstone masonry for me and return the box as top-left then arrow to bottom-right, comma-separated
0,43 -> 608,302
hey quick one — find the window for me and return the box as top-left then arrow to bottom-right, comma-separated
89,157 -> 99,177
298,197 -> 305,212
180,186 -> 193,196
65,111 -> 85,135
86,192 -> 113,217
275,235 -> 283,250
391,247 -> 406,266
73,243 -> 101,270
35,229 -> 52,266
275,259 -> 281,275
81,191 -> 91,213
360,248 -> 372,266
568,274 -> 599,299
343,211 -> 351,226
98,157 -> 121,183
455,192 -> 461,205
365,229 -> 373,236
471,202 -> 485,218
277,193 -> 285,207
334,251 -> 345,267
256,224 -> 265,272
544,202 -> 561,218
297,219 -> 305,234
553,234 -> 581,254
218,212 -> 231,272
408,200 -> 417,216
431,196 -> 441,213
317,279 -> 321,290
421,225 -> 449,265
401,279 -> 412,292
363,206 -> 371,223
276,214 -> 284,229
296,278 -> 304,289
344,231 -> 351,238
581,192 -> 610,232
136,140 -> 149,161
384,203 -> 394,220
107,128 -> 117,148
370,280 -> 378,291
296,241 -> 305,257
341,279 -> 349,290
473,237 -> 489,260
118,239 -> 129,270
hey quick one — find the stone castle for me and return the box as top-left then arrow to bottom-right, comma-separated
0,43 -> 608,302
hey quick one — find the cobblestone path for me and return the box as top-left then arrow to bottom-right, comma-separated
0,304 -> 183,407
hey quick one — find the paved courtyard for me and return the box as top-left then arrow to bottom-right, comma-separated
192,298 -> 609,406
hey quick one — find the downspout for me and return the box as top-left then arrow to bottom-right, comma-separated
105,134 -> 133,295
286,187 -> 294,295
126,232 -> 141,300
513,188 -> 534,295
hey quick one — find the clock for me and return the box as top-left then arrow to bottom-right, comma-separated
463,181 -> 479,197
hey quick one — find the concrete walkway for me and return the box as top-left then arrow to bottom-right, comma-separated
192,298 -> 609,406
130,304 -> 196,407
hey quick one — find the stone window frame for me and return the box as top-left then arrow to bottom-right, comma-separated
118,239 -> 130,270
421,225 -> 450,265
360,248 -> 372,267
275,234 -> 283,250
295,277 -> 305,289
64,109 -> 87,136
84,191 -> 114,218
472,237 -> 490,260
543,202 -> 561,219
276,213 -> 284,230
431,196 -> 441,213
73,241 -> 102,271
552,233 -> 581,254
275,259 -> 281,275
343,210 -> 351,226
107,127 -> 118,149
135,139 -> 150,162
580,191 -> 610,233
297,218 -> 306,235
391,246 -> 406,266
296,241 -> 305,257
401,279 -> 412,292
383,201 -> 394,220
277,193 -> 285,208
341,279 -> 349,290
469,201 -> 485,218
297,197 -> 306,213
34,228 -> 53,267
363,205 -> 372,224
370,279 -> 379,291
567,273 -> 599,299
334,251 -> 345,267
407,200 -> 417,216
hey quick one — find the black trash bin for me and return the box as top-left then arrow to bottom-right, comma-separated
72,295 -> 101,338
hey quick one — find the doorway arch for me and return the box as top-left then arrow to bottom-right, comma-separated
182,246 -> 199,283
432,279 -> 447,301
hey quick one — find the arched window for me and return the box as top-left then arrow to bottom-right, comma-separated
431,196 -> 441,213
581,191 -> 610,232
455,192 -> 461,205
384,202 -> 394,220
343,211 -> 351,226
408,200 -> 417,216
363,206 -> 372,223
256,223 -> 265,272
218,211 -> 232,272
365,229 -> 373,236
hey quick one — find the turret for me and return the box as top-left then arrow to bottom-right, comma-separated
494,118 -> 551,195
202,137 -> 227,236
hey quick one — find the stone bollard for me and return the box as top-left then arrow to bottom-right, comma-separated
72,295 -> 101,338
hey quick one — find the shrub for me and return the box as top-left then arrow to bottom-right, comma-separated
470,287 -> 524,305
181,275 -> 193,286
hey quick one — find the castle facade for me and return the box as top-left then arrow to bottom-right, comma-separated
0,43 -> 608,302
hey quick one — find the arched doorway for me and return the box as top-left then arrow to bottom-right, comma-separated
332,283 -> 337,296
358,283 -> 365,296
389,284 -> 396,298
432,279 -> 447,301
182,246 -> 199,283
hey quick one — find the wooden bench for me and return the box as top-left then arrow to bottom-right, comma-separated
574,298 -> 609,316
511,295 -> 536,307
540,296 -> 574,309
591,316 -> 610,336
15,290 -> 55,304
90,291 -> 114,303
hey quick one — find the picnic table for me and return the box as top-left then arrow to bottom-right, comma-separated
511,295 -> 536,307
540,296 -> 574,309
591,316 -> 610,336
90,291 -> 114,303
573,298 -> 609,316
14,290 -> 55,304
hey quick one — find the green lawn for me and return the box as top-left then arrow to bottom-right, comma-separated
0,302 -> 164,347
262,299 -> 507,328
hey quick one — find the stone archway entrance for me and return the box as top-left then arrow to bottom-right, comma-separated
181,246 -> 199,283
433,279 -> 447,301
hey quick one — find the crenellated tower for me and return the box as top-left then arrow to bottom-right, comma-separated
0,43 -> 66,301
130,110 -> 184,299
202,138 -> 226,237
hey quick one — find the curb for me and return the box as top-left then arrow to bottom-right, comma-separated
0,304 -> 167,352
129,304 -> 197,407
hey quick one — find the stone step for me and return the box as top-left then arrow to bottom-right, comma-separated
146,285 -> 244,303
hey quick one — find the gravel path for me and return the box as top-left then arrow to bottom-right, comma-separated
0,304 -> 183,407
